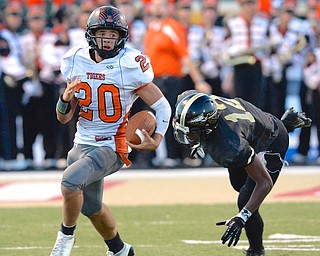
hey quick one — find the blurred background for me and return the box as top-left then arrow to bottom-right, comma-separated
0,0 -> 319,171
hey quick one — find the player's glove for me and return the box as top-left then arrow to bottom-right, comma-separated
190,143 -> 205,158
216,208 -> 252,247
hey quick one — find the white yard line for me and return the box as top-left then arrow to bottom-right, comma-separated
182,233 -> 320,252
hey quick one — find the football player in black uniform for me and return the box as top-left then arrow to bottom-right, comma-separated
173,90 -> 312,256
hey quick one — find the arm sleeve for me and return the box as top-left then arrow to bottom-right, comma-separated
150,96 -> 171,137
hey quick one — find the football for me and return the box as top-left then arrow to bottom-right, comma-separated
126,110 -> 157,145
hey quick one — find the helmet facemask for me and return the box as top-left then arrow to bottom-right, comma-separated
173,118 -> 213,146
86,29 -> 127,59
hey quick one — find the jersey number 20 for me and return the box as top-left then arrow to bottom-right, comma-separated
76,83 -> 122,123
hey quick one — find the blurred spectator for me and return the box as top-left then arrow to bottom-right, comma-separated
0,1 -> 29,171
25,0 -> 46,6
115,0 -> 147,51
144,0 -> 211,168
19,5 -> 59,169
263,1 -> 312,118
68,0 -> 95,47
0,37 -> 14,170
223,0 -> 275,108
95,0 -> 115,5
45,5 -> 75,169
184,0 -> 227,167
174,0 -> 195,93
301,50 -> 320,165
51,0 -> 75,10
174,0 -> 204,167
188,0 -> 226,96
306,0 -> 320,33
291,0 -> 319,165
257,0 -> 272,18
51,4 -> 71,36
174,0 -> 192,29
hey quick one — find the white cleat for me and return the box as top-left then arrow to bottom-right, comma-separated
106,242 -> 134,256
50,231 -> 75,256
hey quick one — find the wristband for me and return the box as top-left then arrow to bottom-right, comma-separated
57,94 -> 71,115
236,208 -> 252,222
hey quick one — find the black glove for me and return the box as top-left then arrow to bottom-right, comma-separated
216,216 -> 245,247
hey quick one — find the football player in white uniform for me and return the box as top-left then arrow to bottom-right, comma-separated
50,6 -> 171,256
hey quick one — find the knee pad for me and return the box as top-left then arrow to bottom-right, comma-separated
81,201 -> 102,217
61,159 -> 93,191
61,179 -> 80,191
80,179 -> 104,216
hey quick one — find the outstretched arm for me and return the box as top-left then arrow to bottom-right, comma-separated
216,155 -> 273,247
244,155 -> 273,212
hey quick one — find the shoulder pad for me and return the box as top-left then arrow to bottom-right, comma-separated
63,45 -> 85,59
120,47 -> 148,69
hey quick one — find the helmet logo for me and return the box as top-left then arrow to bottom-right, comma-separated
190,113 -> 208,125
106,15 -> 113,22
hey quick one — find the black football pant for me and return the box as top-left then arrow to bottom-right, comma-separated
227,119 -> 289,251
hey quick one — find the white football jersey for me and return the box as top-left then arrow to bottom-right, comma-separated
60,46 -> 154,153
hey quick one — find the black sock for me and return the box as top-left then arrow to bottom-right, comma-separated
60,223 -> 76,236
105,233 -> 124,253
245,211 -> 264,251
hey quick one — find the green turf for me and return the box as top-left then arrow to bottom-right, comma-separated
0,202 -> 319,255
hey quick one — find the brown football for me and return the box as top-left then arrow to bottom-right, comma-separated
126,110 -> 157,145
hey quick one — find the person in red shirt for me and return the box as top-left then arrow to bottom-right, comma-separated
144,0 -> 211,167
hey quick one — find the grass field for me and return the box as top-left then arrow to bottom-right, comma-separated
0,202 -> 319,256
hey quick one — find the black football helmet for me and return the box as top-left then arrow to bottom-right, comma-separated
173,93 -> 219,146
85,6 -> 129,59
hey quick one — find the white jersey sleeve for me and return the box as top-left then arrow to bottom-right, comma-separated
118,47 -> 154,88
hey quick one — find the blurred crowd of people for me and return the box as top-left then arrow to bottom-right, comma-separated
0,0 -> 319,171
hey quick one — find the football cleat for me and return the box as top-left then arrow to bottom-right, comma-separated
281,107 -> 312,132
50,231 -> 75,256
106,242 -> 134,256
244,247 -> 266,256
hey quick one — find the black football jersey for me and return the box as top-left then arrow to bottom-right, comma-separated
203,96 -> 280,168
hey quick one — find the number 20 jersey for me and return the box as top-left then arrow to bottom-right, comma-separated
60,46 -> 154,153
203,96 -> 283,169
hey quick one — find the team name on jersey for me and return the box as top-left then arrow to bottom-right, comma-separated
86,72 -> 105,80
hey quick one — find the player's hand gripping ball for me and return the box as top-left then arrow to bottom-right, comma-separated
126,110 -> 156,145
